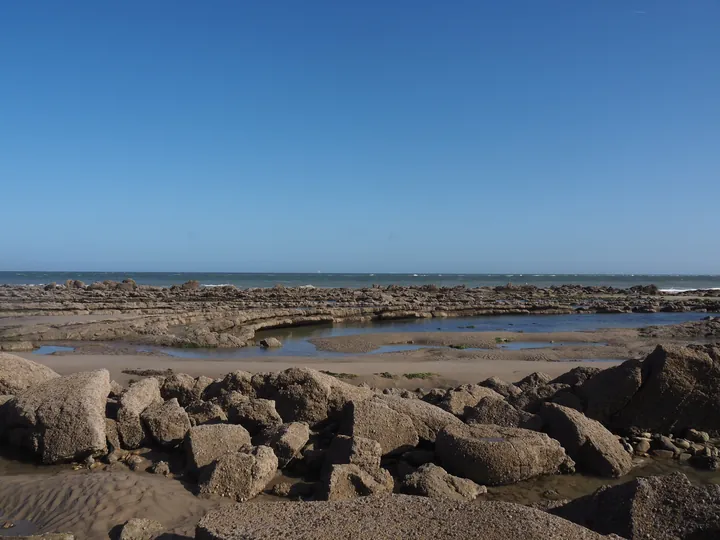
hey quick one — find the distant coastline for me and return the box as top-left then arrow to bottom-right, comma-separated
1,271 -> 720,292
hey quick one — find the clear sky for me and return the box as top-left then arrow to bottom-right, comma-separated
1,1 -> 718,274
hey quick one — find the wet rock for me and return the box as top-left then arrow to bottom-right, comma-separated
340,399 -> 418,455
117,378 -> 162,449
538,403 -> 632,477
140,398 -> 190,448
185,424 -> 252,474
118,518 -> 165,540
401,463 -> 486,501
321,464 -> 394,501
186,400 -> 228,426
227,397 -> 282,435
465,397 -> 542,430
552,472 -> 720,539
690,455 -> 720,471
438,384 -> 504,417
378,395 -> 464,442
198,445 -> 278,501
259,337 -> 282,348
0,341 -> 35,352
149,460 -> 171,476
435,423 -> 574,486
0,352 -> 59,395
195,495 -> 609,540
256,422 -> 310,468
0,370 -> 110,463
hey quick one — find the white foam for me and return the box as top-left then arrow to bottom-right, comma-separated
659,287 -> 720,293
201,283 -> 234,288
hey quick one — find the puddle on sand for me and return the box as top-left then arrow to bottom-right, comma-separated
499,341 -> 608,351
32,345 -> 75,355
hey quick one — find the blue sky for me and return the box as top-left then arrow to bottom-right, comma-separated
1,1 -> 718,273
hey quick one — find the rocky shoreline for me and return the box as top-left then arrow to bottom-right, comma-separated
1,342 -> 720,539
1,281 -> 720,349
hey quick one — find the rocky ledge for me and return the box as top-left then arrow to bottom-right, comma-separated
1,281 -> 719,348
1,343 -> 720,538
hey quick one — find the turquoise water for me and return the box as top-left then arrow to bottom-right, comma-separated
3,271 -> 720,291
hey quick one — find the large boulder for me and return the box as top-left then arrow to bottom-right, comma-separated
324,434 -> 383,475
0,352 -> 59,395
465,397 -> 542,430
341,399 -> 418,455
577,359 -> 643,425
186,400 -> 228,426
478,376 -> 522,398
117,378 -> 162,449
550,366 -> 602,387
0,370 -> 110,463
195,495 -> 610,540
435,423 -> 574,486
161,373 -> 212,407
227,397 -> 282,435
538,403 -> 632,477
437,384 -> 504,417
610,345 -> 720,435
552,472 -> 720,539
140,398 -> 190,448
256,422 -> 310,468
321,463 -> 393,501
198,445 -> 278,501
257,368 -> 373,425
202,370 -> 255,401
378,395 -> 464,442
401,463 -> 486,501
185,424 -> 252,475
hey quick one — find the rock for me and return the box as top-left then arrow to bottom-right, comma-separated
117,378 -> 162,449
227,397 -> 282,435
198,445 -> 278,501
340,399 -> 419,455
686,428 -> 710,443
465,397 -> 542,430
401,463 -> 486,501
655,435 -> 679,453
324,434 -> 383,475
550,367 -> 602,387
202,371 -> 255,400
105,418 -> 121,452
435,423 -> 574,486
160,373 -> 211,407
538,403 -> 633,477
552,472 -> 720,539
195,495 -> 610,540
140,398 -> 190,448
378,394 -> 464,442
109,380 -> 124,398
508,382 -> 571,413
0,341 -> 34,352
321,464 -> 393,500
185,424 -> 252,474
118,518 -> 165,540
186,401 -> 228,426
126,454 -> 149,472
0,352 -> 59,395
577,359 -> 643,424
634,439 -> 650,454
256,422 -> 310,468
690,455 -> 720,471
259,337 -> 282,348
149,460 -> 171,476
0,370 -> 110,463
402,449 -> 435,467
515,372 -> 553,391
5,535 -> 74,540
652,449 -> 675,459
258,368 -> 373,425
437,384 -> 504,417
478,376 -> 522,398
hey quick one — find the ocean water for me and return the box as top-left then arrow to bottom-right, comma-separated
1,271 -> 720,292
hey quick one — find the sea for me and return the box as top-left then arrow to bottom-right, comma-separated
1,272 -> 720,293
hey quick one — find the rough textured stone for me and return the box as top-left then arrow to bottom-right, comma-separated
185,424 -> 252,474
577,359 -> 643,424
186,400 -> 228,426
118,518 -> 165,540
195,495 -> 610,540
539,403 -> 632,477
401,463 -> 486,501
478,376 -> 522,398
552,472 -> 720,540
259,337 -> 282,348
321,463 -> 394,500
378,394 -> 464,442
202,371 -> 254,401
140,398 -> 190,448
257,422 -> 310,467
436,423 -> 574,486
198,445 -> 278,501
0,352 -> 59,395
0,369 -> 110,463
465,397 -> 542,430
341,399 -> 418,455
227,397 -> 282,435
550,367 -> 602,387
117,378 -> 162,449
325,434 -> 383,475
160,373 -> 211,407
438,384 -> 504,417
